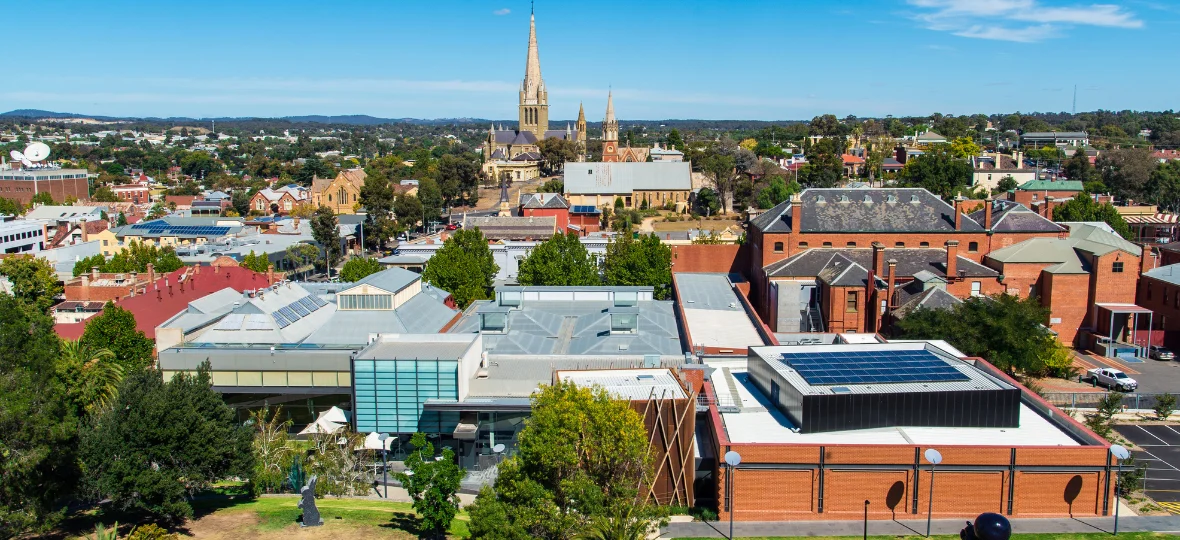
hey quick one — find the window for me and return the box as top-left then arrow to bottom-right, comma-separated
773,242 -> 784,253
846,291 -> 858,312
895,242 -> 905,247
103,240 -> 108,246
338,294 -> 393,310
880,299 -> 887,315
1112,262 -> 1124,273
327,194 -> 332,202
968,241 -> 979,252
823,242 -> 833,247
971,281 -> 982,296
920,241 -> 930,247
798,242 -> 808,249
846,241 -> 856,247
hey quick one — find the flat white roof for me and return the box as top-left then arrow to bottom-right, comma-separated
706,357 -> 1080,447
683,308 -> 763,349
558,368 -> 687,400
838,332 -> 884,344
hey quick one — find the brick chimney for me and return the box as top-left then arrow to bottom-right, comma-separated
984,199 -> 994,230
953,196 -> 964,231
147,263 -> 155,287
945,240 -> 959,279
91,266 -> 99,280
1141,246 -> 1158,276
871,241 -> 885,276
80,275 -> 90,299
886,259 -> 897,309
790,194 -> 802,235
267,264 -> 275,284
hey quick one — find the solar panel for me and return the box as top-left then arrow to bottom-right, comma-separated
571,205 -> 599,214
272,310 -> 292,328
278,306 -> 302,322
309,295 -> 328,308
298,296 -> 319,312
290,302 -> 310,317
778,349 -> 970,386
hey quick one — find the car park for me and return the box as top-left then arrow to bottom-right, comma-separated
1083,367 -> 1138,392
1150,345 -> 1175,361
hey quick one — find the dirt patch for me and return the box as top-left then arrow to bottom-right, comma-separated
183,510 -> 262,539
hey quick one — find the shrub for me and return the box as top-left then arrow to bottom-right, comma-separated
1155,393 -> 1177,421
86,522 -> 118,540
128,523 -> 178,540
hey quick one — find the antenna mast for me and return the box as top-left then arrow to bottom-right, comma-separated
1072,85 -> 1077,115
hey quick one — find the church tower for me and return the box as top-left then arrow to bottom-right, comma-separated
576,102 -> 587,161
518,10 -> 548,140
602,91 -> 619,162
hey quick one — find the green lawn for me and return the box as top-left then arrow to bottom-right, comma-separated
674,534 -> 1178,540
191,494 -> 470,537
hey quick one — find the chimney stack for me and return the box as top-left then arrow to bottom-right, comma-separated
147,263 -> 155,287
790,193 -> 802,235
886,259 -> 898,309
984,199 -> 994,230
945,240 -> 959,279
953,196 -> 964,231
871,242 -> 885,277
267,264 -> 275,285
81,275 -> 90,298
91,266 -> 99,280
1142,246 -> 1158,276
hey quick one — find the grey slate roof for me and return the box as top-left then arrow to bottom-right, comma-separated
967,199 -> 1065,233
465,215 -> 556,240
519,193 -> 569,209
816,256 -> 876,287
494,130 -> 538,145
511,151 -> 541,162
764,247 -> 998,279
543,129 -> 578,141
892,285 -> 963,319
751,188 -> 985,234
564,162 -> 692,195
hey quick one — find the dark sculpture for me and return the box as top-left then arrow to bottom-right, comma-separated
960,512 -> 1011,540
298,475 -> 323,527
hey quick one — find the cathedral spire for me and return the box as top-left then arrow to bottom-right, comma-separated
577,102 -> 585,123
605,90 -> 615,123
523,13 -> 542,98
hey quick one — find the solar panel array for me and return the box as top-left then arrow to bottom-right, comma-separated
270,295 -> 328,328
128,220 -> 232,236
571,205 -> 600,214
778,349 -> 970,386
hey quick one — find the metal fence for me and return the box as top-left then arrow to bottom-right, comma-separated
1042,392 -> 1171,411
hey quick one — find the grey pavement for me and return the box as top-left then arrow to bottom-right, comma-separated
661,515 -> 1180,538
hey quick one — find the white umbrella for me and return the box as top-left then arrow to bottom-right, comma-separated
361,432 -> 394,450
297,417 -> 343,436
321,406 -> 350,425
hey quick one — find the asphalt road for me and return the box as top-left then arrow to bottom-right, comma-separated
1114,424 -> 1180,509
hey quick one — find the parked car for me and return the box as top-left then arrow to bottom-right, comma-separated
1149,345 -> 1175,361
445,223 -> 459,231
1082,367 -> 1138,392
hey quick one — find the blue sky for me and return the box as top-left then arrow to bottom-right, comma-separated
3,0 -> 1177,120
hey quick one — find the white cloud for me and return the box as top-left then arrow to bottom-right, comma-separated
493,8 -> 510,15
908,0 -> 1142,42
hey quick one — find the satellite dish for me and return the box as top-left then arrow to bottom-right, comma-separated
1110,444 -> 1130,460
492,443 -> 505,454
24,142 -> 50,161
724,450 -> 742,467
20,158 -> 32,168
9,150 -> 23,161
924,448 -> 943,465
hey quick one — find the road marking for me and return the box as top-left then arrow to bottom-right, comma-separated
1168,425 -> 1180,438
1159,502 -> 1180,515
1139,425 -> 1172,445
1138,446 -> 1180,472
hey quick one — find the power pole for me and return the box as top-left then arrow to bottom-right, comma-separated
1072,85 -> 1077,115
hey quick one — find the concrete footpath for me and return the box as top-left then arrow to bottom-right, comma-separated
661,515 -> 1180,538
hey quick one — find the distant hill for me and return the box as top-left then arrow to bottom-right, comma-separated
0,109 -> 493,126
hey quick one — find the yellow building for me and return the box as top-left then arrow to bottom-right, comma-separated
91,228 -> 121,256
311,168 -> 366,214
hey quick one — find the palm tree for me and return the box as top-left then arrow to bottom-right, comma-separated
58,339 -> 124,415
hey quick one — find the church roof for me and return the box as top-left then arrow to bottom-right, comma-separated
511,152 -> 541,162
543,129 -> 578,141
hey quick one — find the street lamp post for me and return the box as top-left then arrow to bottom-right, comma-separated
1111,444 -> 1130,535
724,451 -> 741,540
924,448 -> 943,537
863,500 -> 870,540
378,433 -> 389,499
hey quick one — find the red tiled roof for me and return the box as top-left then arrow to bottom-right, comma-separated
841,154 -> 865,164
54,266 -> 273,341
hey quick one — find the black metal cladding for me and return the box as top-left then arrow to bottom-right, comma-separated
798,388 -> 1020,433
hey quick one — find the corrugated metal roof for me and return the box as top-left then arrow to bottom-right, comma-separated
557,368 -> 687,400
355,334 -> 478,360
564,162 -> 691,195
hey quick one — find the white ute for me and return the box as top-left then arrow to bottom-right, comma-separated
1083,367 -> 1138,392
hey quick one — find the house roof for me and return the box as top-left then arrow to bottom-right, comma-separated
764,247 -> 998,279
1017,179 -> 1083,191
465,215 -> 557,240
751,188 -> 984,234
841,154 -> 865,164
985,222 -> 1139,273
974,155 -> 1025,171
916,131 -> 947,142
1022,131 -> 1088,139
1144,264 -> 1180,287
564,162 -> 692,195
892,286 -> 963,319
520,192 -> 569,209
348,266 -> 420,295
966,199 -> 1065,233
55,266 -> 274,340
511,151 -> 541,162
25,205 -> 105,221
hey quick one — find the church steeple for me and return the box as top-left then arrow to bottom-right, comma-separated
602,91 -> 619,162
518,11 -> 548,140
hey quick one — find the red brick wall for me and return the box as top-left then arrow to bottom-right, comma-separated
522,207 -> 569,230
1089,252 -> 1140,306
1043,272 -> 1091,344
64,284 -> 133,302
987,261 -> 1048,298
1010,190 -> 1080,209
0,177 -> 90,205
568,213 -> 600,234
670,244 -> 746,274
1137,274 -> 1180,348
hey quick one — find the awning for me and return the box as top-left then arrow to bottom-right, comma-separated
1124,213 -> 1180,224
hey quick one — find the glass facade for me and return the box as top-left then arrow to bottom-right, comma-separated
353,358 -> 460,434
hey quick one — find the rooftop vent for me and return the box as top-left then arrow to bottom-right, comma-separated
637,374 -> 655,380
831,386 -> 852,394
839,195 -> 850,203
815,195 -> 826,204
863,194 -> 873,204
886,194 -> 898,203
910,195 -> 920,204
614,290 -> 638,307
